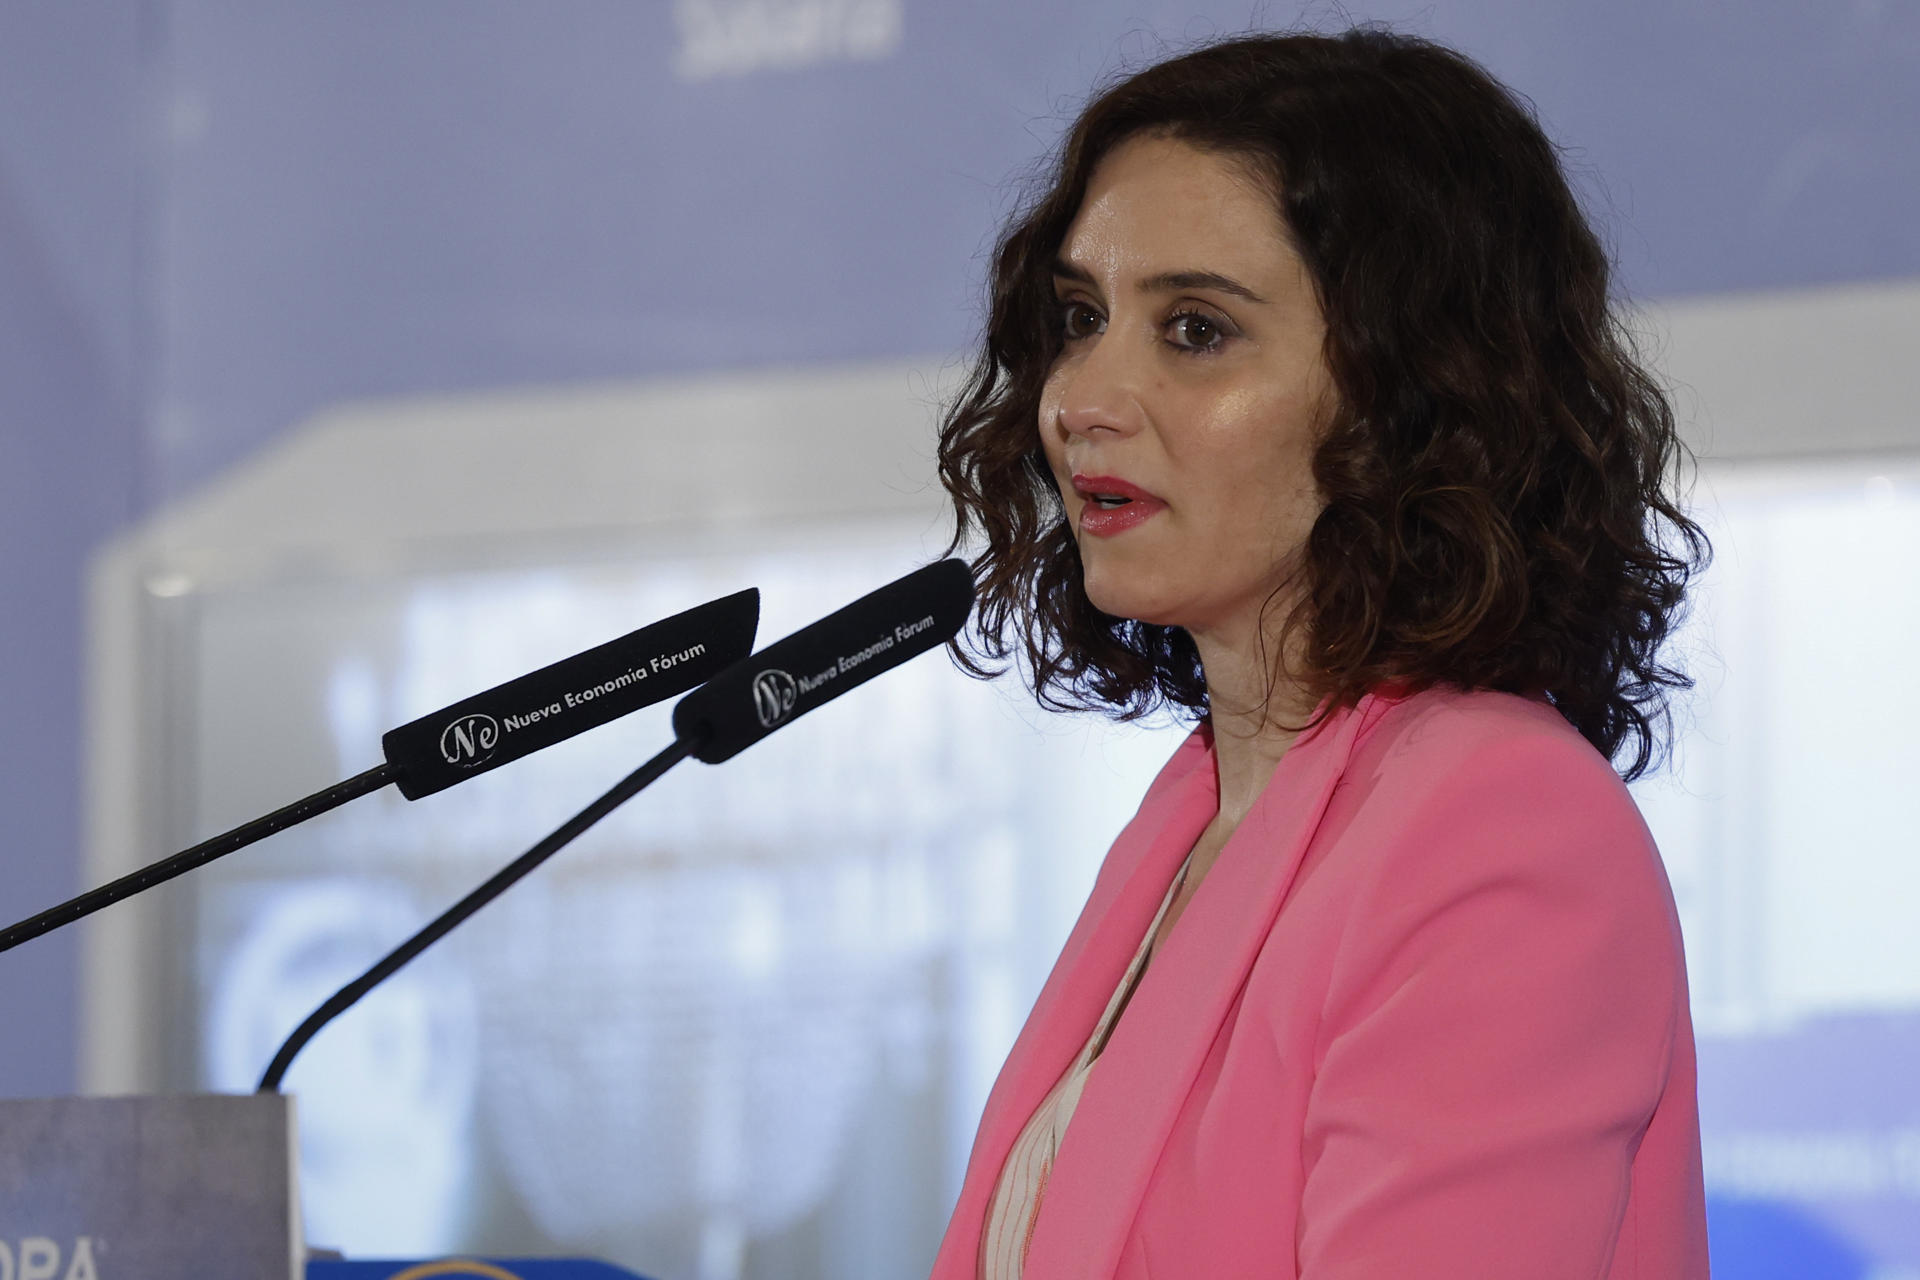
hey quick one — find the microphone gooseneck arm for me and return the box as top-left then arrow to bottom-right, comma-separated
0,588 -> 761,959
256,735 -> 696,1093
0,762 -> 402,955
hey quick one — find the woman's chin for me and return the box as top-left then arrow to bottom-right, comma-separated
1081,577 -> 1185,628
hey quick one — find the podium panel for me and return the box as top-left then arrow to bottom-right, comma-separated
0,1094 -> 298,1279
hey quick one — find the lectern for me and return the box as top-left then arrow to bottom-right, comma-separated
0,1096 -> 656,1280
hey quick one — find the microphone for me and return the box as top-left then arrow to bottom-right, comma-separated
673,557 -> 974,761
382,587 -> 760,798
0,588 -> 761,955
255,559 -> 975,1091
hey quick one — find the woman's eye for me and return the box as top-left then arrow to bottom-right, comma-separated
1167,311 -> 1226,351
1060,301 -> 1104,340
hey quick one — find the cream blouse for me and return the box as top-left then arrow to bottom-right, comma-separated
977,850 -> 1196,1280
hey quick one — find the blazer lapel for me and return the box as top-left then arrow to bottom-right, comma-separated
1019,696 -> 1375,1278
929,730 -> 1218,1280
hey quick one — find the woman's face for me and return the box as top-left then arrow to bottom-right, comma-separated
1039,133 -> 1333,640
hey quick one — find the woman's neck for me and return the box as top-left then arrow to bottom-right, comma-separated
1188,615 -> 1313,828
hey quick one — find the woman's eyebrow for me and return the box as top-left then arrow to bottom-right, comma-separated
1049,259 -> 1267,305
1140,269 -> 1268,304
1051,259 -> 1097,288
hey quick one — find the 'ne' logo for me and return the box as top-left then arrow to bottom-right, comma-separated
439,713 -> 500,767
751,670 -> 798,728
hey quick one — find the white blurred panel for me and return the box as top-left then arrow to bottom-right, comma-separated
1633,459 -> 1920,1030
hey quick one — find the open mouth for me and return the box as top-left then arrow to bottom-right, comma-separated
1071,473 -> 1158,506
1070,473 -> 1166,535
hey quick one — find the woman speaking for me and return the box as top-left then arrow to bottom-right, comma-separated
932,27 -> 1712,1280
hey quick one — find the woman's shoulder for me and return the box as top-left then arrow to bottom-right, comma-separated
1331,683 -> 1662,887
1296,685 -> 1688,1014
1353,682 -> 1630,801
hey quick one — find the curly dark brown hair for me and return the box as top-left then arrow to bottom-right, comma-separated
937,26 -> 1709,781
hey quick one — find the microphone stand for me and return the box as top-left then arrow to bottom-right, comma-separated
256,736 -> 695,1092
0,762 -> 402,955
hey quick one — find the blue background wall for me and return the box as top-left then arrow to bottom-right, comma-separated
4,0 -> 1917,1099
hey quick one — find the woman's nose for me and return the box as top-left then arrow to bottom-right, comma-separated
1052,328 -> 1146,441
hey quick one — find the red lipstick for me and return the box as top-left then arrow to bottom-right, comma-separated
1071,474 -> 1168,538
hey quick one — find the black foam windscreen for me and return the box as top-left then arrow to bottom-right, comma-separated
672,559 -> 974,764
383,588 -> 760,798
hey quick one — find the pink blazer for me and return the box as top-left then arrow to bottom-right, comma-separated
931,684 -> 1709,1279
